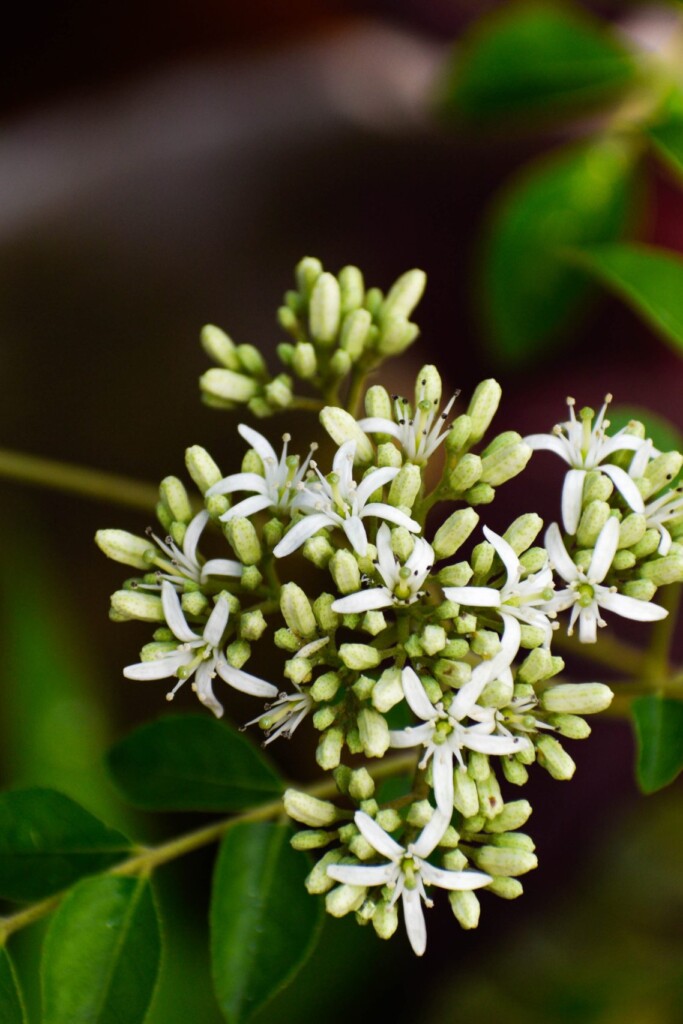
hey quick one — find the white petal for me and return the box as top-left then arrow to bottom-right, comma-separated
355,466 -> 399,506
356,417 -> 402,439
375,522 -> 396,582
463,731 -> 529,756
237,423 -> 278,464
442,586 -> 501,608
600,463 -> 645,514
419,862 -> 491,891
561,469 -> 586,534
498,614 -> 522,668
389,723 -> 434,749
432,745 -> 455,815
203,595 -> 230,648
599,591 -> 668,622
577,606 -> 598,643
201,558 -> 243,580
273,513 -> 331,558
600,432 -> 648,459
331,589 -> 394,614
524,433 -> 571,460
354,811 -> 404,860
401,667 -> 437,722
220,494 -> 273,522
332,440 -> 357,481
406,536 -> 434,576
412,810 -> 450,859
123,652 -> 189,680
482,526 -> 521,585
545,523 -> 579,584
194,660 -> 224,718
161,581 -> 198,642
215,653 -> 278,697
401,888 -> 427,957
656,526 -> 672,556
207,472 -> 269,498
342,516 -> 368,556
182,510 -> 210,563
588,516 -> 619,583
363,503 -> 420,533
326,863 -> 395,887
449,661 -> 493,717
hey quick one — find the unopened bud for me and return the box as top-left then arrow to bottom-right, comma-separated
200,368 -> 258,404
320,407 -> 374,464
185,446 -> 223,494
95,529 -> 151,570
536,735 -> 576,780
364,384 -> 392,420
480,442 -> 532,487
339,644 -> 381,672
548,713 -> 591,739
520,546 -> 549,574
226,639 -> 250,669
445,414 -> 472,452
239,609 -> 267,642
622,578 -> 657,601
432,508 -> 479,559
631,530 -> 661,559
339,308 -> 372,361
376,442 -> 402,469
181,591 -> 209,617
434,659 -> 472,688
110,590 -> 163,622
200,324 -> 240,369
583,469 -> 613,503
316,728 -> 344,770
372,900 -> 399,940
284,788 -> 339,827
280,582 -> 317,638
467,379 -> 502,443
449,453 -> 482,492
302,534 -> 334,569
296,256 -> 323,298
464,483 -> 496,505
348,768 -> 375,801
388,464 -> 421,509
473,845 -> 537,877
416,364 -> 442,406
236,344 -> 267,377
329,549 -> 361,595
380,269 -> 426,323
306,849 -> 343,894
357,708 -> 390,757
438,562 -> 473,587
449,890 -> 481,930
576,501 -> 611,548
292,342 -> 317,379
477,773 -> 503,819
502,758 -> 528,786
487,877 -> 524,899
517,648 -> 555,684
453,767 -> 479,817
159,477 -> 192,524
503,514 -> 543,555
372,666 -> 404,712
376,316 -> 419,356
421,625 -> 447,656
225,517 -> 262,565
338,265 -> 365,314
644,451 -> 683,496
472,541 -> 494,576
639,553 -> 683,586
618,513 -> 647,549
326,883 -> 366,918
330,349 -> 352,378
406,800 -> 434,829
291,830 -> 334,851
264,375 -> 293,410
309,272 -> 341,345
542,682 -> 614,714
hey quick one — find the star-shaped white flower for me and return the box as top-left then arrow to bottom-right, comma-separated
442,525 -> 555,666
544,518 -> 667,643
142,510 -> 242,589
123,580 -> 277,716
331,523 -> 433,614
206,425 -> 318,522
642,488 -> 683,555
389,663 -> 529,813
358,386 -> 459,465
327,809 -> 490,956
245,683 -> 313,745
525,396 -> 646,534
273,440 -> 420,559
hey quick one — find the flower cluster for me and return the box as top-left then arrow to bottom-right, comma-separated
97,258 -> 683,956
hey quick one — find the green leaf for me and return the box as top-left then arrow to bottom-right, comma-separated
107,715 -> 283,813
649,116 -> 683,181
440,2 -> 635,123
608,406 -> 683,455
0,788 -> 130,902
482,139 -> 638,364
210,822 -> 322,1023
41,875 -> 161,1024
632,695 -> 683,793
574,243 -> 683,354
0,948 -> 28,1024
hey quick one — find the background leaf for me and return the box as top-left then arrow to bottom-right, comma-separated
482,139 -> 638,364
440,2 -> 635,123
573,242 -> 683,353
0,948 -> 27,1024
107,715 -> 283,812
41,875 -> 161,1024
608,405 -> 683,458
632,695 -> 683,793
210,821 -> 322,1024
0,788 -> 130,902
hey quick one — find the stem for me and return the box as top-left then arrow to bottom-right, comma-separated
0,447 -> 160,512
345,366 -> 367,418
289,397 -> 325,413
0,752 -> 417,942
551,629 -> 646,678
643,584 -> 681,685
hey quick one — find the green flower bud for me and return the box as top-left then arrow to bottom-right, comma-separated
319,407 -> 374,464
455,614 -> 477,634
357,708 -> 390,757
352,675 -> 375,701
583,469 -> 613,503
277,336 -> 296,360
185,446 -> 222,494
421,624 -> 447,656
95,529 -> 152,570
362,611 -> 387,636
240,609 -> 267,641
376,442 -> 402,468
643,451 -> 683,496
385,528 -> 411,563
204,495 -> 228,519
376,809 -> 402,833
200,324 -> 240,369
372,900 -> 399,940
536,735 -> 576,780
284,789 -> 340,828
240,565 -> 262,591
264,375 -> 293,410
155,502 -> 173,532
449,890 -> 480,930
316,728 -> 344,770
518,547 -> 546,574
449,453 -> 482,492
467,379 -> 502,443
225,517 -> 262,565
630,529 -> 661,559
388,464 -> 421,509
480,442 -> 532,487
329,549 -> 361,594
477,773 -> 504,819
464,483 -> 496,505
291,830 -> 335,851
364,384 -> 392,420
364,285 -> 383,319
313,706 -> 337,731
340,644 -> 381,672
349,835 -> 376,862
472,541 -> 494,577
380,269 -> 426,323
330,349 -> 352,378
618,513 -> 647,549
158,476 -> 192,524
348,768 -> 375,801
309,671 -> 340,702
296,256 -> 323,298
339,308 -> 372,361
445,414 -> 472,453
404,634 -> 424,658
501,514 -> 543,556
438,562 -> 473,587
280,582 -> 317,638
576,500 -> 611,549
246,396 -> 270,419
200,368 -> 258,404
226,640 -> 250,669
622,578 -> 657,601
443,849 -> 468,871
548,713 -> 590,739
235,344 -> 267,377
309,272 -> 341,345
338,265 -> 365,314
416,364 -> 442,406
432,508 -> 479,559
376,317 -> 419,356
453,768 -> 479,817
326,884 -> 366,918
502,758 -> 528,786
434,659 -> 472,688
372,666 -> 404,713
487,877 -> 524,899
468,751 -> 490,782
491,831 -> 535,852
442,638 -> 470,659
481,431 -> 522,458
473,846 -> 537,877
274,628 -> 298,652
181,591 -> 209,617
639,553 -> 683,586
613,550 -> 635,571
312,594 -> 340,634
306,849 -> 343,894
471,630 -> 501,660
139,641 -> 176,661
478,673 -> 514,708
485,800 -> 532,833
285,657 -> 312,686
292,341 -> 317,379
517,648 -> 555,685
110,590 -> 163,622
406,800 -> 435,829
542,682 -> 614,714
300,536 -> 333,572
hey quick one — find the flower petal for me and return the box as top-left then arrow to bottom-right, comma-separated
463,731 -> 530,756
524,433 -> 571,460
123,652 -> 189,680
419,862 -> 491,891
201,558 -> 243,580
401,666 -> 437,722
545,522 -> 578,584
362,503 -> 420,533
215,653 -> 278,697
412,810 -> 450,859
588,516 -> 619,583
561,468 -> 586,535
389,723 -> 433,748
432,745 -> 455,815
237,423 -> 278,464
331,589 -> 394,614
401,888 -> 427,957
207,473 -> 269,498
600,463 -> 645,514
326,863 -> 395,887
220,494 -> 273,522
442,586 -> 501,608
161,581 -> 198,642
355,466 -> 400,506
194,660 -> 224,718
354,811 -> 404,860
356,417 -> 402,439
599,591 -> 668,622
342,516 -> 368,556
482,526 -> 521,586
273,513 -> 332,558
203,595 -> 230,648
182,510 -> 210,563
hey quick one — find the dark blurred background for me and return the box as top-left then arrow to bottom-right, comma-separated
1,2 -> 682,1022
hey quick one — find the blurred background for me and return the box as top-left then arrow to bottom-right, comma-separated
1,1 -> 682,1021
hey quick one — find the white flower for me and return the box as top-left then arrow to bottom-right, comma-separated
389,663 -> 529,813
358,388 -> 458,465
273,440 -> 420,559
442,525 -> 555,665
245,684 -> 313,745
642,488 -> 683,555
123,580 -> 277,716
331,523 -> 433,613
206,425 -> 318,521
525,396 -> 646,534
141,510 -> 242,589
327,810 -> 490,956
544,518 -> 667,643
469,692 -> 553,742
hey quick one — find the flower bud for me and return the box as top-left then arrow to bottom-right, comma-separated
357,708 -> 390,757
631,529 -> 661,559
576,500 -> 611,549
309,272 -> 341,345
226,640 -> 250,669
468,751 -> 490,782
618,513 -> 646,549
95,530 -> 152,570
548,713 -> 591,739
372,666 -> 404,713
487,877 -> 524,899
285,657 -> 312,686
329,549 -> 361,594
416,364 -> 442,406
239,609 -> 267,641
449,890 -> 481,930
225,517 -> 262,565
159,476 -> 192,524
372,900 -> 399,940
181,591 -> 209,617
364,384 -> 392,420
485,800 -> 532,833
502,758 -> 528,786
388,464 -> 421,509
639,553 -> 683,586
449,453 -> 482,493
339,645 -> 381,671
583,469 -> 613,503
306,850 -> 343,894
622,578 -> 657,601
348,768 -> 375,801
542,683 -> 613,715
406,800 -> 435,829
503,514 -> 543,555
308,671 -> 339,703
326,883 -> 366,918
472,845 -> 537,877
613,550 -> 635,571
464,483 -> 496,505
284,789 -> 339,827
453,767 -> 479,817
471,630 -> 500,660
185,446 -> 223,494
432,508 -> 479,559
291,830 -> 334,851
376,317 -> 420,356
442,639 -> 470,660
200,368 -> 258,404
313,706 -> 337,731
200,324 -> 240,369
337,264 -> 365,314
438,562 -> 473,587
330,349 -> 352,378
296,256 -> 323,298
363,611 -> 388,638
264,375 -> 293,410
536,735 -> 576,780
292,342 -> 317,379
472,541 -> 494,576
235,344 -> 267,377
280,582 -> 317,638
477,773 -> 503,819
480,442 -> 532,487
445,414 -> 472,453
434,659 -> 471,688
421,625 -> 447,656
467,379 -> 502,443
517,647 -> 555,684
643,451 -> 683,496
319,407 -> 374,465
316,728 -> 344,770
110,590 -> 163,622
339,308 -> 372,361
519,547 -> 547,574
380,269 -> 426,323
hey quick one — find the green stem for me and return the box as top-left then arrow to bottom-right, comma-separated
0,447 -> 160,512
552,629 -> 646,678
345,366 -> 367,418
0,751 -> 417,943
643,584 -> 681,685
290,397 -> 325,413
